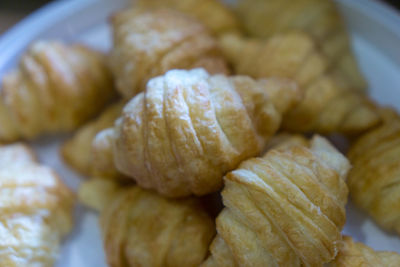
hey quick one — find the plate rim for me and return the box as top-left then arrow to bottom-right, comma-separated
0,0 -> 98,68
338,0 -> 400,36
0,0 -> 399,265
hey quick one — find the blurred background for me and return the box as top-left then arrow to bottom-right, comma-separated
0,0 -> 52,33
0,0 -> 399,34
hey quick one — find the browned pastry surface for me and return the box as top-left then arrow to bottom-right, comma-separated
61,101 -> 124,176
109,8 -> 229,98
0,41 -> 115,142
203,135 -> 350,267
0,144 -> 75,266
96,68 -> 300,197
234,0 -> 366,91
219,33 -> 379,134
79,179 -> 215,267
134,0 -> 240,35
91,128 -> 124,180
328,236 -> 400,267
348,108 -> 400,234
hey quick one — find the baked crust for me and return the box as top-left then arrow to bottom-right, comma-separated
109,8 -> 229,98
348,108 -> 400,234
203,136 -> 350,266
219,33 -> 379,134
233,0 -> 366,91
0,143 -> 74,266
328,236 -> 400,267
134,0 -> 240,35
0,41 -> 115,142
98,68 -> 300,197
79,178 -> 215,267
61,101 -> 124,176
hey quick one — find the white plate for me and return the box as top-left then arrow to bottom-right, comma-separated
0,0 -> 400,266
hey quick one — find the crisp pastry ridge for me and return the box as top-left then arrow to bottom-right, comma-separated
0,41 -> 115,142
219,33 -> 379,134
61,101 -> 124,176
0,143 -> 75,266
233,0 -> 366,91
109,7 -> 229,98
134,0 -> 240,35
347,108 -> 400,235
79,178 -> 215,267
95,68 -> 300,197
328,236 -> 400,267
202,135 -> 350,267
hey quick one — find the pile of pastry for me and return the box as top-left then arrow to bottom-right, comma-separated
0,0 -> 399,266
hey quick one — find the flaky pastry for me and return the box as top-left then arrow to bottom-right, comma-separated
219,33 -> 379,134
96,68 -> 300,197
61,101 -> 124,176
233,0 -> 366,91
134,0 -> 240,35
79,179 -> 215,267
202,135 -> 350,267
328,236 -> 400,267
109,8 -> 229,98
91,128 -> 123,180
0,144 -> 74,266
348,108 -> 400,234
0,41 -> 115,142
263,133 -> 309,153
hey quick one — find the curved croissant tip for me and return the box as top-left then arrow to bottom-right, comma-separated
93,128 -> 115,146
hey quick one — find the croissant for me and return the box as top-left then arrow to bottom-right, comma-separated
79,179 -> 215,267
347,108 -> 400,234
110,8 -> 230,98
96,68 -> 300,197
328,236 -> 400,267
202,135 -> 350,267
0,144 -> 75,266
0,41 -> 115,142
61,101 -> 124,176
219,33 -> 379,134
134,0 -> 240,35
233,0 -> 366,91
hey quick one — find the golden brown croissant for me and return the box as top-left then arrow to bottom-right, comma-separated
61,101 -> 124,176
134,0 -> 240,35
328,236 -> 400,267
0,41 -> 115,142
0,143 -> 75,266
109,8 -> 230,98
233,0 -> 366,91
202,135 -> 350,267
79,179 -> 215,267
219,33 -> 379,134
96,68 -> 300,197
347,108 -> 400,234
